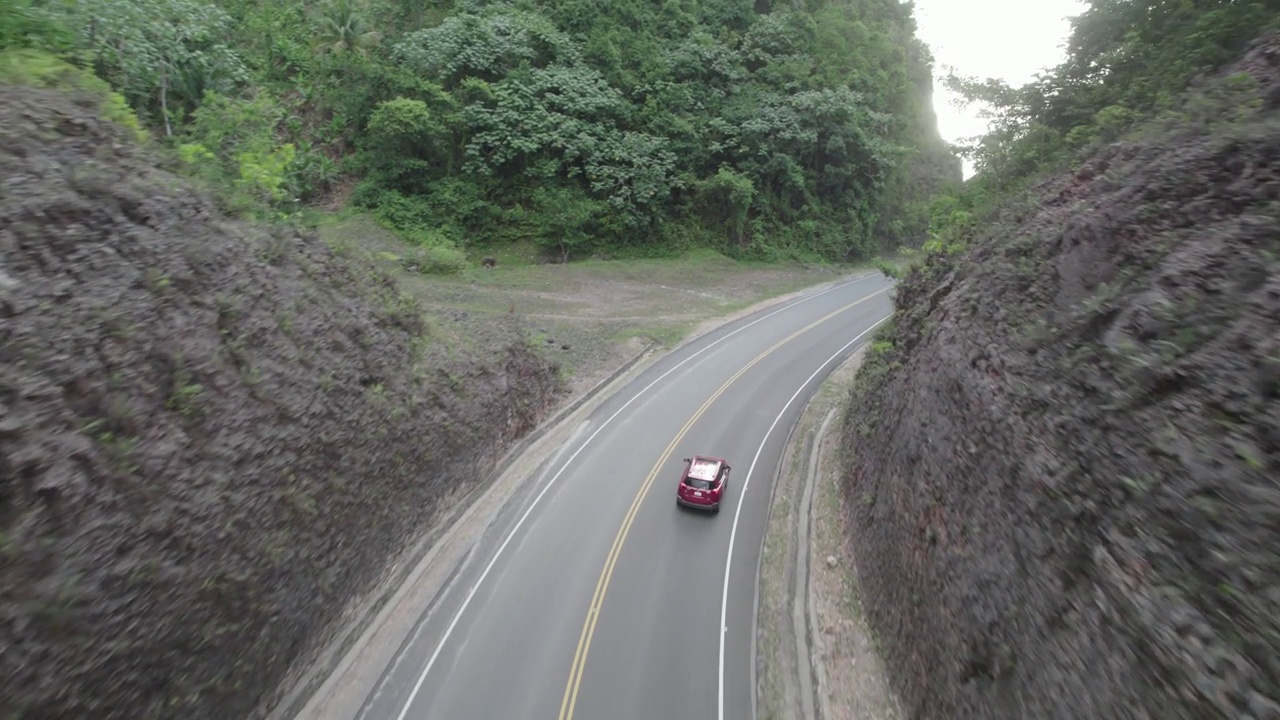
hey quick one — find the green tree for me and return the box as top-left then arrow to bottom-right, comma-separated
312,0 -> 384,57
926,0 -> 1280,263
20,0 -> 960,259
945,0 -> 1280,186
49,0 -> 248,133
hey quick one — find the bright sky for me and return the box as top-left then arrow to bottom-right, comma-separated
912,0 -> 1087,176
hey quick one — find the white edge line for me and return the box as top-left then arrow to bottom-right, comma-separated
391,273 -> 878,720
717,313 -> 891,720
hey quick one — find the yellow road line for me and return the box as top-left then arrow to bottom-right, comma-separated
557,287 -> 888,720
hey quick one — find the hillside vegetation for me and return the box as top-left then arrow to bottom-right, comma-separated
3,0 -> 957,264
927,0 -> 1280,248
842,1 -> 1280,718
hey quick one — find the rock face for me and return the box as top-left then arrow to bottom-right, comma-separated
0,86 -> 561,719
839,35 -> 1280,720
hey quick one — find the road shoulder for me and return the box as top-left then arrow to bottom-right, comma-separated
756,344 -> 902,720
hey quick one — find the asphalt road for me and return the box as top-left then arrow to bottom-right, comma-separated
353,273 -> 894,720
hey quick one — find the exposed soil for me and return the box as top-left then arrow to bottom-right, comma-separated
0,86 -> 561,720
839,34 -> 1280,720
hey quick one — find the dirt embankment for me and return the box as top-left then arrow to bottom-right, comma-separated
0,86 -> 561,719
839,34 -> 1280,720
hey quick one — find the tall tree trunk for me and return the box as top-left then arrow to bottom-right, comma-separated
160,72 -> 172,137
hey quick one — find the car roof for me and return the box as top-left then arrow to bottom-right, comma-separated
687,456 -> 725,481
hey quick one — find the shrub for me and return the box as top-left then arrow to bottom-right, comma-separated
874,258 -> 902,279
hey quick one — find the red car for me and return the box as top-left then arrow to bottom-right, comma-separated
675,455 -> 731,513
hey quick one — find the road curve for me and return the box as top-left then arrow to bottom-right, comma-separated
353,273 -> 895,720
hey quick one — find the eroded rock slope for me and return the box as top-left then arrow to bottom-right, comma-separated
840,35 -> 1280,720
0,85 -> 561,719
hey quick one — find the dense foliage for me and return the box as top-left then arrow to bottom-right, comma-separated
925,0 -> 1280,256
1,0 -> 956,263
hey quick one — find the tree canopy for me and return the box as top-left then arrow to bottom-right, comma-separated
2,0 -> 957,263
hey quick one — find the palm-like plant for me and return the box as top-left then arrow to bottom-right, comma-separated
313,0 -> 383,56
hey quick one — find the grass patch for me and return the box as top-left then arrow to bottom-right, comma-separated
610,322 -> 691,348
315,209 -> 867,392
399,245 -> 468,276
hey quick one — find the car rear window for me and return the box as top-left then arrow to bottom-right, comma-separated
684,477 -> 713,490
688,459 -> 720,480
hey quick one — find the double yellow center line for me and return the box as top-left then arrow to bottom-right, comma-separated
557,288 -> 887,720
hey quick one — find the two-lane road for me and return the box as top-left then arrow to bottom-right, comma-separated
352,273 -> 894,720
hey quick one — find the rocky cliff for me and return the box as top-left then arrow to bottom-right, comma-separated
840,34 -> 1280,720
0,85 -> 561,719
